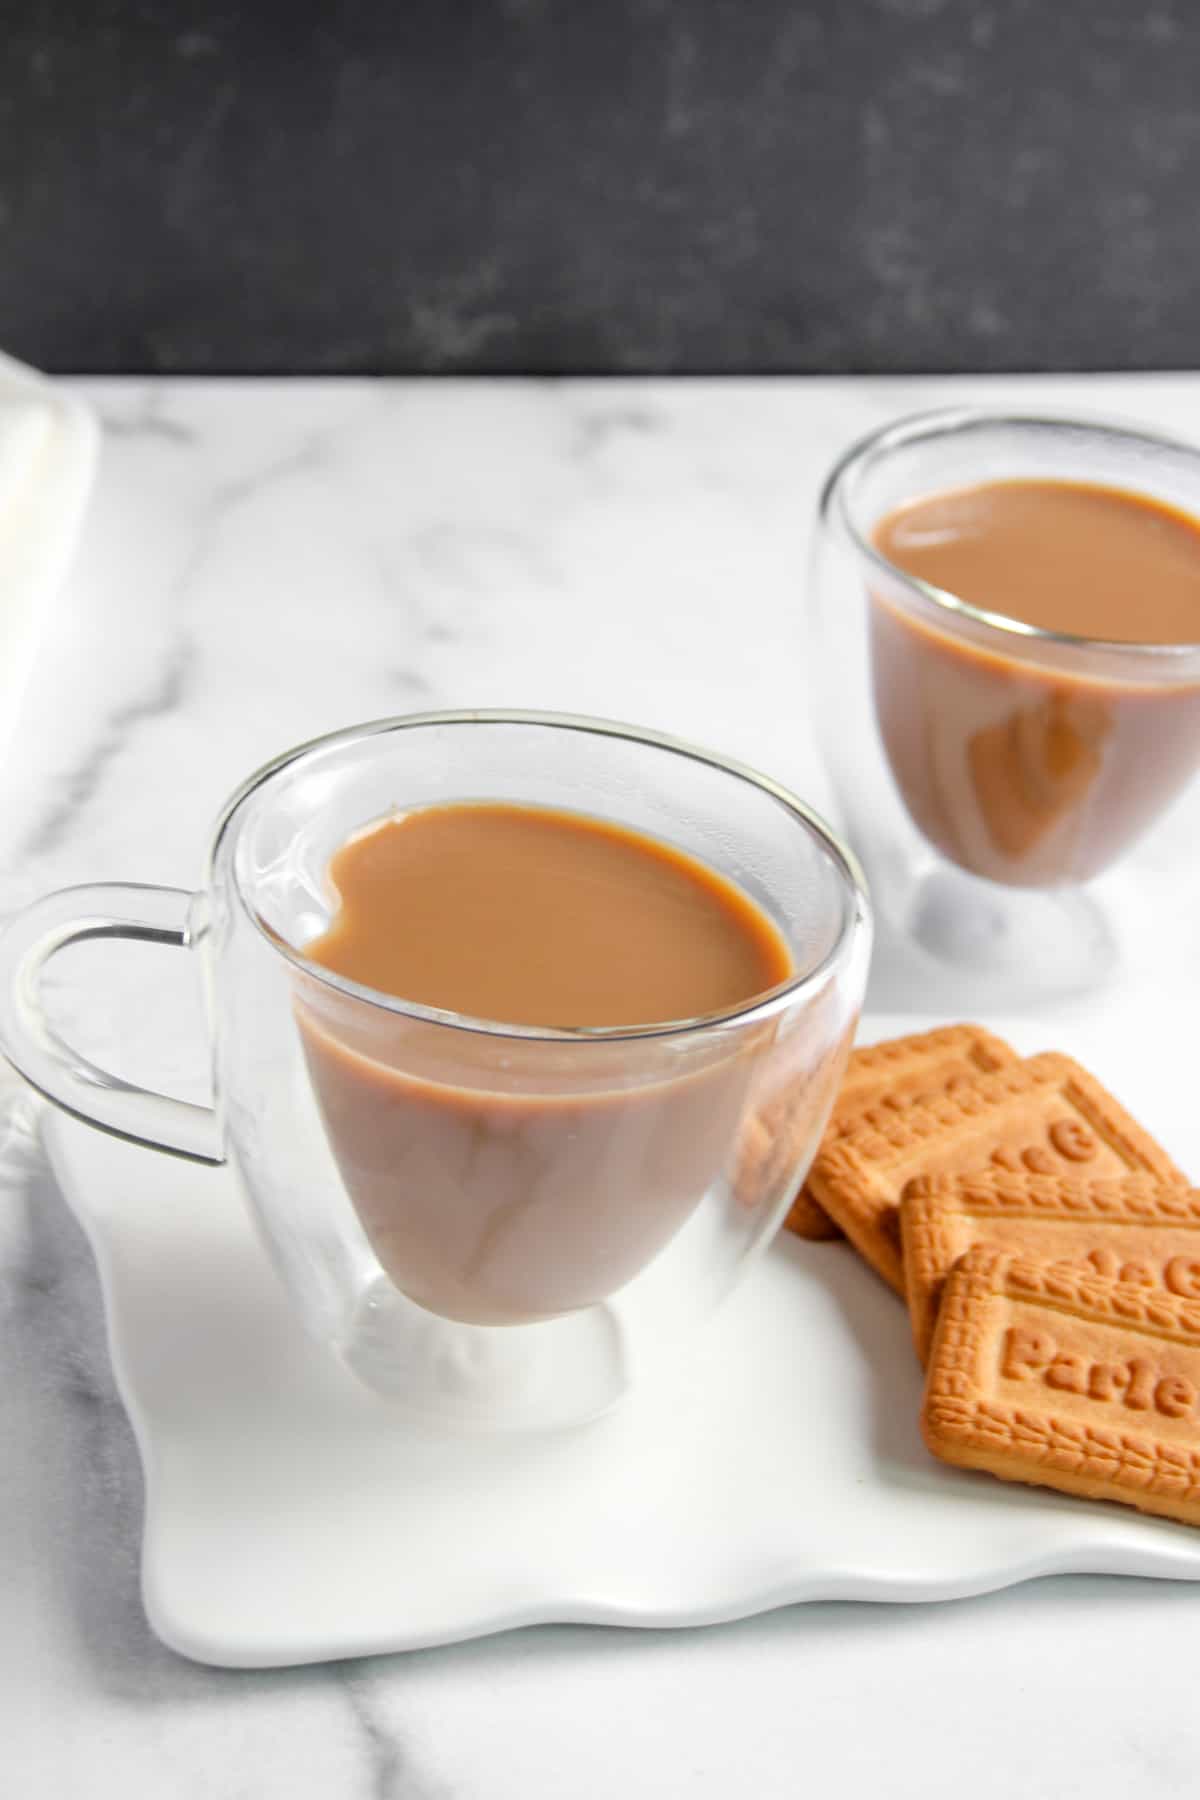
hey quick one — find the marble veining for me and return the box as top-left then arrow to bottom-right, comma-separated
5,374 -> 1200,1797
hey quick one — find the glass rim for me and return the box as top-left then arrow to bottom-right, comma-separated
207,708 -> 872,1044
821,406 -> 1200,666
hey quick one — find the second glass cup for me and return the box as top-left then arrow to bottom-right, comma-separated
809,410 -> 1200,999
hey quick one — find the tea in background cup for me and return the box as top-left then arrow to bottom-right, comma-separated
871,475 -> 1200,886
810,412 -> 1200,999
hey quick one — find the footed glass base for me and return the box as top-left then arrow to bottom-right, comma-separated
332,1186 -> 753,1432
905,863 -> 1117,997
338,1279 -> 633,1432
860,837 -> 1124,1009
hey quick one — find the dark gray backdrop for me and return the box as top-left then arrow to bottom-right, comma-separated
3,0 -> 1198,374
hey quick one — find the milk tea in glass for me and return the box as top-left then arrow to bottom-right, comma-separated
0,714 -> 871,1429
809,412 -> 1200,999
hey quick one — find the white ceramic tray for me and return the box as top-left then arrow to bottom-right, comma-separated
44,1013 -> 1200,1668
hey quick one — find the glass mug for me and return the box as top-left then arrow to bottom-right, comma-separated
809,410 -> 1200,1000
0,712 -> 871,1429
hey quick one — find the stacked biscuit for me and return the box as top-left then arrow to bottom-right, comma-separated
788,1026 -> 1200,1530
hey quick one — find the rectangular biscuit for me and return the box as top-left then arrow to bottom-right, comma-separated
902,1172 -> 1200,1366
738,1067 -> 844,1239
923,1247 -> 1200,1531
736,1108 -> 844,1236
808,1052 -> 1186,1295
783,1185 -> 845,1241
736,1014 -> 852,1235
828,1024 -> 1018,1132
786,1024 -> 1017,1242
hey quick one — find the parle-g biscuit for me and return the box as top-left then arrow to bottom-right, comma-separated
821,1023 -> 1017,1130
808,1052 -> 1186,1295
743,1079 -> 844,1240
923,1247 -> 1200,1531
785,1024 -> 1017,1242
783,1185 -> 846,1241
902,1171 -> 1200,1366
737,1102 -> 844,1237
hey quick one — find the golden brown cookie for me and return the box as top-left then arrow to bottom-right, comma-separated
902,1171 -> 1200,1366
785,1024 -> 1017,1242
736,1108 -> 823,1221
736,1038 -> 849,1231
782,1186 -> 845,1240
922,1247 -> 1200,1530
828,1024 -> 1018,1129
808,1052 -> 1186,1295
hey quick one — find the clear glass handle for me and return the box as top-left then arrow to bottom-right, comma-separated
0,883 -> 223,1164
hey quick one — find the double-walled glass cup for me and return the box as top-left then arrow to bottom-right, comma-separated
0,712 -> 871,1429
810,411 -> 1200,999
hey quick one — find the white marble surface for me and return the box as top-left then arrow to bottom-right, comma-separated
4,373 -> 1200,1795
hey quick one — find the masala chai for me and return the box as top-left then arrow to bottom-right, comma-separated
296,803 -> 795,1324
870,478 -> 1200,886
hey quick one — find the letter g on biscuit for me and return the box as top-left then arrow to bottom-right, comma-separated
1165,1256 -> 1200,1301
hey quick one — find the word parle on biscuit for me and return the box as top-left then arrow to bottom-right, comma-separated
1001,1325 -> 1199,1419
